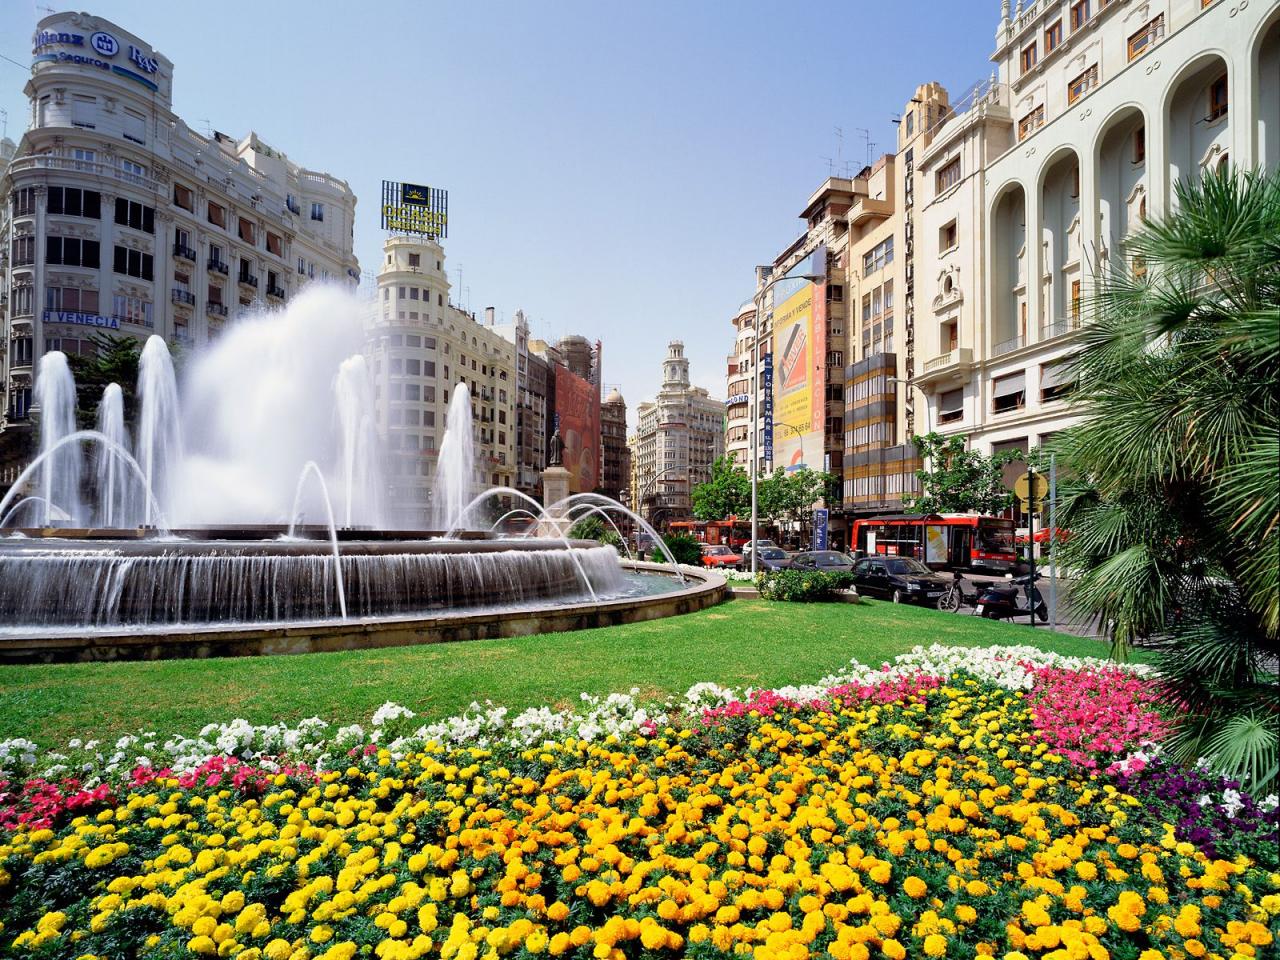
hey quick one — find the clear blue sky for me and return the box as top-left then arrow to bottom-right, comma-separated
1,1 -> 999,429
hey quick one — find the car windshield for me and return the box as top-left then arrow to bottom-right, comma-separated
703,546 -> 730,555
812,552 -> 848,565
757,548 -> 786,559
885,558 -> 933,575
977,520 -> 1015,553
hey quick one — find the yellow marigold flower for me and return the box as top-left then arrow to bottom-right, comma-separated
904,876 -> 928,899
923,934 -> 948,957
264,939 -> 293,960
882,939 -> 906,960
311,924 -> 334,944
188,935 -> 218,955
1184,941 -> 1207,958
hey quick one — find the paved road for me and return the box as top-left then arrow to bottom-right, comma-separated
940,571 -> 1113,642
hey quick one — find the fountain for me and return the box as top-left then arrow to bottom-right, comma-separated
0,287 -> 724,661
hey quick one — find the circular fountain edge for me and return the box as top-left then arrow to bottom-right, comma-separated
0,563 -> 728,664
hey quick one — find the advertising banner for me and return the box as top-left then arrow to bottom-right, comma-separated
381,181 -> 448,238
771,282 -> 820,471
762,352 -> 774,463
554,366 -> 600,493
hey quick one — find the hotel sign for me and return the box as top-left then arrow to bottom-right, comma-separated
381,181 -> 448,238
44,309 -> 120,330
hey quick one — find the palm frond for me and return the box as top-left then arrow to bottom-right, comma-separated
1205,713 -> 1280,793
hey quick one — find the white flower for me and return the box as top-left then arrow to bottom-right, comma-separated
371,702 -> 416,727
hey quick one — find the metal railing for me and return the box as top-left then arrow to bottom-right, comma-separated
238,273 -> 259,288
173,243 -> 197,262
170,288 -> 195,306
208,258 -> 229,275
993,335 -> 1025,357
1041,316 -> 1081,340
206,302 -> 228,317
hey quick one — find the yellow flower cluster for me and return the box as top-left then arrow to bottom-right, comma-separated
1,682 -> 1277,960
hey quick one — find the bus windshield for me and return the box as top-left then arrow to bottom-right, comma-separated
976,519 -> 1015,554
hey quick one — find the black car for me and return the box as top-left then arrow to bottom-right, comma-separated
741,545 -> 791,571
788,551 -> 855,574
851,556 -> 952,604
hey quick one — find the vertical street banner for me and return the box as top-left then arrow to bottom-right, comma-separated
763,352 -> 774,463
772,281 -> 816,470
813,508 -> 829,550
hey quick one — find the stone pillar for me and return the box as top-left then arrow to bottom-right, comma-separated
540,465 -> 572,536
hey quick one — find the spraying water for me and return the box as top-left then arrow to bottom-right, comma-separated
334,355 -> 382,528
34,352 -> 81,527
137,336 -> 183,527
431,387 -> 477,531
95,384 -> 133,528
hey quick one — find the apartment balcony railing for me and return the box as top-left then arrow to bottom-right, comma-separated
266,285 -> 287,300
173,243 -> 197,262
207,302 -> 228,317
993,335 -> 1025,357
208,258 -> 229,275
170,288 -> 195,306
1041,315 -> 1082,340
238,273 -> 259,289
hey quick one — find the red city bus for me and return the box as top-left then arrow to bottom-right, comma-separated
851,514 -> 1018,572
668,518 -> 754,548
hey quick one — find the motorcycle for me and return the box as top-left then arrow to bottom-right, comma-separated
975,571 -> 1048,622
936,571 -> 981,613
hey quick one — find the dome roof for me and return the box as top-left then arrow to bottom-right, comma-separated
604,387 -> 625,405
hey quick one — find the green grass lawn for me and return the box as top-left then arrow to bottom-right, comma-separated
0,598 -> 1124,748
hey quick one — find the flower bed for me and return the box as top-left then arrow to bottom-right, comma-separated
1,646 -> 1277,960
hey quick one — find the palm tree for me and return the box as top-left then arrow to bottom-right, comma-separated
1054,167 -> 1279,791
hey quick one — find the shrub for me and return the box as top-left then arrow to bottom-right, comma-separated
567,516 -> 606,541
659,532 -> 703,565
757,569 -> 855,602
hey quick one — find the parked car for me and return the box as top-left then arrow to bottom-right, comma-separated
788,551 -> 856,574
851,555 -> 952,604
699,544 -> 742,570
740,545 -> 792,571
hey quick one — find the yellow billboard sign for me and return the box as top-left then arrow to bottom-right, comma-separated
771,283 -> 821,470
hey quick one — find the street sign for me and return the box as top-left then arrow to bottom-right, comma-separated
1015,471 -> 1048,510
813,508 -> 829,550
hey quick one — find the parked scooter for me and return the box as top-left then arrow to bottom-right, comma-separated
936,570 -> 981,613
975,570 -> 1048,621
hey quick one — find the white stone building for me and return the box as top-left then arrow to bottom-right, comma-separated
1,10 -> 358,434
635,341 -> 725,524
366,236 -> 516,527
913,0 -> 1279,461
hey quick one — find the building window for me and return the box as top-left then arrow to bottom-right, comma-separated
1067,65 -> 1098,104
1208,74 -> 1229,121
72,148 -> 96,171
119,158 -> 147,184
122,108 -> 146,144
11,284 -> 34,316
408,253 -> 420,268
112,294 -> 153,328
207,201 -> 226,229
173,182 -> 194,211
311,202 -> 324,221
11,187 -> 36,216
45,287 -> 99,314
992,372 -> 1027,413
1070,0 -> 1091,32
1071,279 -> 1082,320
1020,43 -> 1037,75
826,284 -> 843,302
71,94 -> 95,128
1041,361 -> 1075,402
238,217 -> 256,245
940,219 -> 958,251
112,245 -> 153,280
1134,126 -> 1146,163
938,387 -> 964,425
46,237 -> 101,268
1045,19 -> 1063,52
936,157 -> 961,193
299,257 -> 307,275
286,194 -> 301,215
1128,15 -> 1164,60
115,198 -> 155,234
47,187 -> 101,219
862,236 -> 894,274
1018,105 -> 1045,140
266,231 -> 282,257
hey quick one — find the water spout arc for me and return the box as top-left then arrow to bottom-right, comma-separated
0,430 -> 168,533
286,460 -> 349,620
0,496 -> 68,528
561,503 -> 635,561
548,493 -> 685,584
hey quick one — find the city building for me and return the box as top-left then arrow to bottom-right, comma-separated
366,236 -> 515,526
1,10 -> 359,484
910,0 -> 1279,472
723,300 -> 755,468
492,309 -> 550,501
528,335 -> 601,497
634,341 -> 725,525
599,387 -> 629,502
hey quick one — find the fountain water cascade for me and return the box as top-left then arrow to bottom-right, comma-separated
0,287 -> 716,647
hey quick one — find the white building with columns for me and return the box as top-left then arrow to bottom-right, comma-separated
912,0 -> 1279,461
0,10 -> 358,439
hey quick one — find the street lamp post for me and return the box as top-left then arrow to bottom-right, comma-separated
750,255 -> 825,575
637,467 -> 687,525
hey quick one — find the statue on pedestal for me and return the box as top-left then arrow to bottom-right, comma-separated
548,428 -> 563,467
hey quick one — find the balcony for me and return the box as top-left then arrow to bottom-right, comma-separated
238,272 -> 259,289
173,243 -> 197,263
266,284 -> 286,300
917,346 -> 974,386
207,302 -> 228,317
848,195 -> 894,228
1041,315 -> 1082,341
170,288 -> 195,307
208,258 -> 229,275
993,334 -> 1025,357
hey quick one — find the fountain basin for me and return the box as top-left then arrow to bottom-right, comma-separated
0,560 -> 725,664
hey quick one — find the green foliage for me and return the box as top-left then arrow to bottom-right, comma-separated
599,530 -> 626,556
660,532 -> 703,566
758,468 -> 836,525
1053,166 -> 1280,789
66,334 -> 142,430
568,516 -> 606,541
904,433 -> 1029,515
756,569 -> 855,602
691,456 -> 750,521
